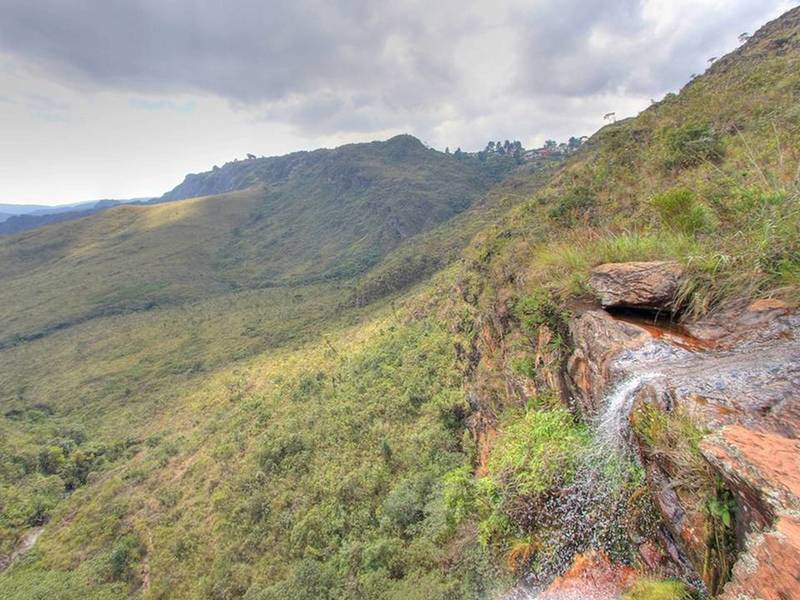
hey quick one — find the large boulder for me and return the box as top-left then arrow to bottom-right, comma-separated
588,261 -> 684,310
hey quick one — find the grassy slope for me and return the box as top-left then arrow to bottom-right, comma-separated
1,8 -> 799,599
437,12 -> 800,557
462,9 -> 800,317
421,8 -> 800,592
0,135 -> 513,347
0,136 -> 535,597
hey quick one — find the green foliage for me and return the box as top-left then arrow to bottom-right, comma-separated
443,466 -> 477,527
2,8 -> 800,597
106,534 -> 144,582
706,492 -> 734,529
633,404 -> 736,594
510,356 -> 536,379
662,123 -> 724,170
624,578 -> 693,600
514,288 -> 569,340
547,186 -> 596,225
0,318 -> 505,597
486,409 -> 588,498
651,188 -> 715,235
0,429 -> 130,551
443,408 -> 589,550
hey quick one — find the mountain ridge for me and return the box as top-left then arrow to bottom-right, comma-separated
0,7 -> 799,599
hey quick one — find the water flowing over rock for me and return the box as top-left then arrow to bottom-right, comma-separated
505,299 -> 799,598
563,303 -> 800,597
588,261 -> 684,311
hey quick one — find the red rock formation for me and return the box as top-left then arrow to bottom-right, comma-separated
588,261 -> 684,311
565,299 -> 800,595
702,427 -> 800,600
537,551 -> 636,600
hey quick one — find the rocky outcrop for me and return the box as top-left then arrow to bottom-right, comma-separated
565,301 -> 800,596
536,551 -> 636,600
566,310 -> 651,416
685,298 -> 793,344
702,427 -> 800,600
588,261 -> 684,310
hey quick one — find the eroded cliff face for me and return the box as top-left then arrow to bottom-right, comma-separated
458,258 -> 798,598
565,262 -> 800,598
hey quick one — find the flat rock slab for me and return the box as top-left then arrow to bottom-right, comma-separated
588,261 -> 684,310
536,551 -> 636,600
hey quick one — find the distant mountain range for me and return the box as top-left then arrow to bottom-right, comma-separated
0,198 -> 154,235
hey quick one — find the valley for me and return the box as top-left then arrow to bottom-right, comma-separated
0,6 -> 799,600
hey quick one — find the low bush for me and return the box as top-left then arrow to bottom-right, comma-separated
548,187 -> 596,226
651,188 -> 715,235
486,408 -> 588,498
107,534 -> 145,582
662,123 -> 724,170
444,407 -> 589,550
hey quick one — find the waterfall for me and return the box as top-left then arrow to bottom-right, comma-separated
595,373 -> 659,452
505,356 -> 663,599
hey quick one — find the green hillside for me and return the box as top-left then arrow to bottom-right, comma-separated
1,7 -> 799,599
0,135 -> 516,349
0,133 -> 536,598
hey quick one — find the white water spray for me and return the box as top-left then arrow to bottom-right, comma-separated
595,373 -> 660,452
504,354 -> 667,599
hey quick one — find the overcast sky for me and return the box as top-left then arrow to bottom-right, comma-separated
0,0 -> 794,205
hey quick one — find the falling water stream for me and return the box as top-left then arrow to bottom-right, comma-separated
504,308 -> 800,599
504,330 -> 703,600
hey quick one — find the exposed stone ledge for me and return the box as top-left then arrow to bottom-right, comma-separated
588,261 -> 684,311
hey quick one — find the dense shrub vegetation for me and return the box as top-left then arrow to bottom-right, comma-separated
1,8 -> 799,598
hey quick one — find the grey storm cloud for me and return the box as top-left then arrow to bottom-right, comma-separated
0,1 -> 458,101
0,0 -> 791,137
512,0 -> 791,98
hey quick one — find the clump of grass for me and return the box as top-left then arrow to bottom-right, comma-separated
529,230 -> 701,298
632,404 -> 736,594
651,188 -> 715,235
443,404 -> 589,554
486,408 -> 589,498
505,535 -> 540,572
632,404 -> 708,489
661,123 -> 724,170
624,578 -> 693,600
514,288 -> 571,350
548,186 -> 597,226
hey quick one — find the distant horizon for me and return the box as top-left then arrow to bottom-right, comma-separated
0,133 -> 561,207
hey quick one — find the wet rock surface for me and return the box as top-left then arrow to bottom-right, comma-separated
567,310 -> 652,416
565,302 -> 800,597
588,261 -> 684,310
536,551 -> 636,600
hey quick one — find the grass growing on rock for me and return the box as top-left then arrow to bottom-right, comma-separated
624,578 -> 693,600
632,403 -> 737,594
443,405 -> 589,556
